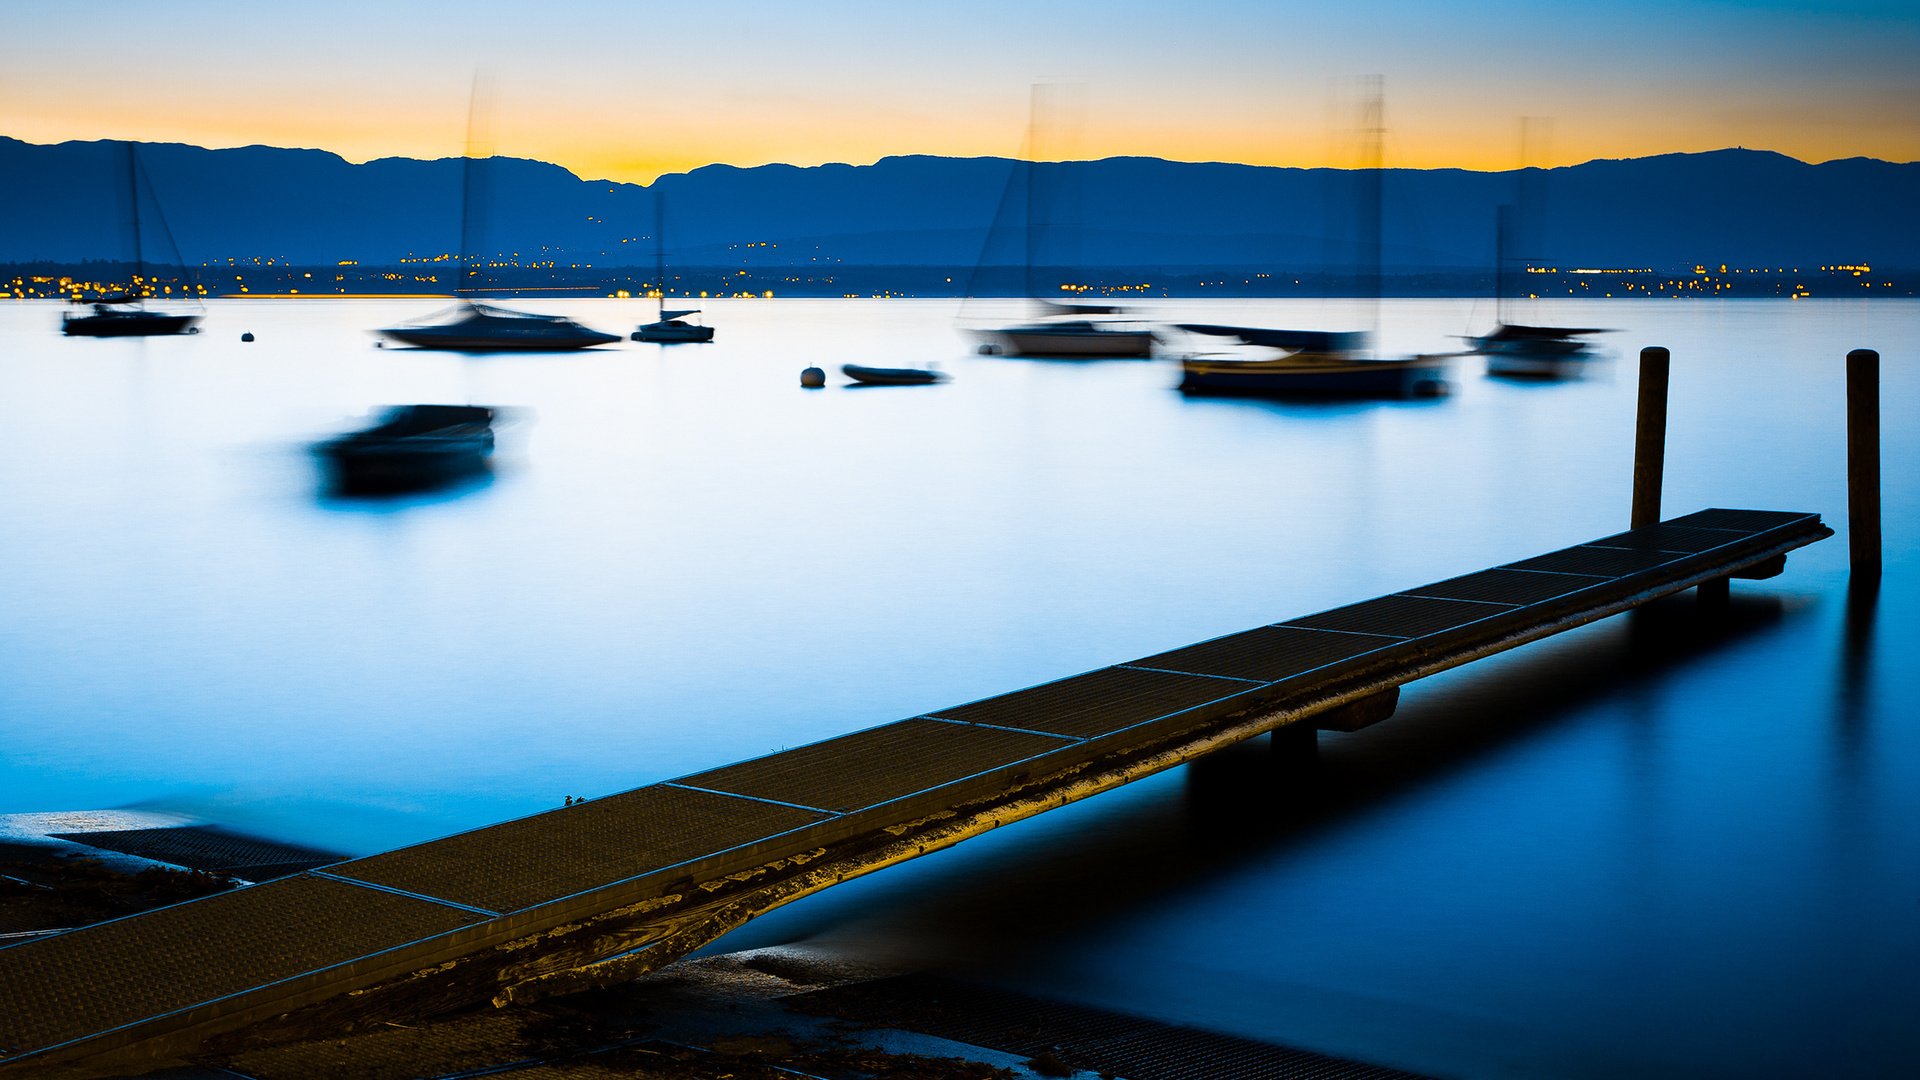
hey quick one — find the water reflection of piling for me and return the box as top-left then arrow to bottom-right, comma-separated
1835,581 -> 1878,769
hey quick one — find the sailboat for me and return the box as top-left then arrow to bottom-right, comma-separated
969,88 -> 1157,359
632,187 -> 713,343
1175,78 -> 1452,399
62,142 -> 202,337
1466,204 -> 1608,379
378,93 -> 618,351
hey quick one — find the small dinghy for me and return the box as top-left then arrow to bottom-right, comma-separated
841,364 -> 949,386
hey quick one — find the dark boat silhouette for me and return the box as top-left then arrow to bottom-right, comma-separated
966,87 -> 1158,359
1466,203 -> 1611,378
976,302 -> 1156,359
1176,326 -> 1450,399
63,299 -> 201,338
1468,321 -> 1609,378
63,142 -> 202,338
314,405 -> 495,492
378,302 -> 619,351
842,363 -> 949,386
632,307 -> 713,344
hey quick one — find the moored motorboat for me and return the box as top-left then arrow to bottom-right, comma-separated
314,405 -> 495,492
842,363 -> 950,386
377,302 -> 619,351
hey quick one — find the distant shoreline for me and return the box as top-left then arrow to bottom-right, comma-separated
7,262 -> 1914,301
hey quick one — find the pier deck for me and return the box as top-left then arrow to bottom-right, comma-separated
0,508 -> 1831,1074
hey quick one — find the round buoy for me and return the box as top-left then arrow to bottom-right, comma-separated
800,366 -> 826,389
240,332 -> 255,342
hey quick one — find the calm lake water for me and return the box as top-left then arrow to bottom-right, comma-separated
2,297 -> 1914,1077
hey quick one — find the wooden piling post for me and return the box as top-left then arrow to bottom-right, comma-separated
1847,349 -> 1881,580
1632,346 -> 1670,530
1696,577 -> 1730,607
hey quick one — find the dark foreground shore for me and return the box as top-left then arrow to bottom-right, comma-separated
3,822 -> 1418,1080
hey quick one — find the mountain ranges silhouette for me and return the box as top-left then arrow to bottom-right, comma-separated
1,136 -> 1913,272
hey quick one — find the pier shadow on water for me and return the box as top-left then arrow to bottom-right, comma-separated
770,588 -> 1796,964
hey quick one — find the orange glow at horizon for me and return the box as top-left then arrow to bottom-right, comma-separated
10,100 -> 1917,188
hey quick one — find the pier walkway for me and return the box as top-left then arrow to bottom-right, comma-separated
0,508 -> 1830,1074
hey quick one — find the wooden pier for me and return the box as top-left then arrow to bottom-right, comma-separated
0,508 -> 1831,1075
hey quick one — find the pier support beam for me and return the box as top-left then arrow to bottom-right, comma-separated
1847,349 -> 1881,581
1312,687 -> 1400,732
1632,346 -> 1670,530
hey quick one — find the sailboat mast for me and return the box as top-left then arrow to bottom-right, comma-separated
654,186 -> 666,317
1357,76 -> 1384,329
1495,202 -> 1512,325
459,155 -> 476,297
125,141 -> 144,299
457,78 -> 484,300
1023,85 -> 1038,303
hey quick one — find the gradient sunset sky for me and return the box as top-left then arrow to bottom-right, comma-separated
4,0 -> 1915,182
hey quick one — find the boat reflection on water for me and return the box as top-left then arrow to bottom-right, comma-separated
313,404 -> 497,495
1175,326 -> 1452,400
376,302 -> 619,351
